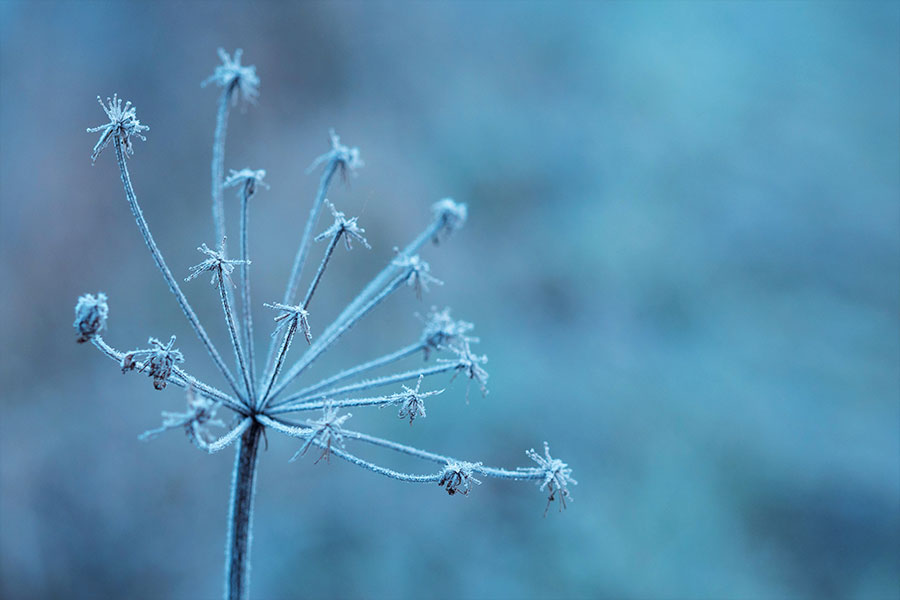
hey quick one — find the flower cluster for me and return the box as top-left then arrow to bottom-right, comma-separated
75,46 -> 575,600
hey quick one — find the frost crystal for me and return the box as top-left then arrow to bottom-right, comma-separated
74,292 -> 108,343
121,335 -> 185,390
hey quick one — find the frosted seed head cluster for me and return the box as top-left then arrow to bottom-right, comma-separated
74,292 -> 108,343
431,198 -> 468,244
393,253 -> 443,300
264,302 -> 312,344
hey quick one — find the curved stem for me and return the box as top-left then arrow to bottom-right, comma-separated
225,422 -> 262,600
112,136 -> 244,400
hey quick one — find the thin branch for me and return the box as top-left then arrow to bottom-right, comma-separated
90,336 -> 249,414
291,341 -> 424,401
206,417 -> 253,454
216,270 -> 254,402
111,136 -> 244,399
264,269 -> 412,405
268,361 -> 458,413
239,184 -> 256,392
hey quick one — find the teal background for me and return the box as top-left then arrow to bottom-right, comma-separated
1,2 -> 898,599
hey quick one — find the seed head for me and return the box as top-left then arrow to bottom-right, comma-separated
86,94 -> 149,162
307,129 -> 363,180
393,253 -> 443,300
419,306 -> 478,359
121,335 -> 185,390
185,239 -> 249,287
74,292 -> 108,343
438,461 -> 482,496
291,402 -> 353,464
396,375 -> 443,425
264,302 -> 312,344
525,442 -> 577,515
224,168 -> 269,199
431,198 -> 468,244
202,48 -> 259,106
315,200 -> 371,250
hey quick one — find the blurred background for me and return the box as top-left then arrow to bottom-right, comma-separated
1,2 -> 898,599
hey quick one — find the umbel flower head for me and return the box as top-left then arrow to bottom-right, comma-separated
73,292 -> 108,343
76,49 -> 576,600
86,94 -> 149,162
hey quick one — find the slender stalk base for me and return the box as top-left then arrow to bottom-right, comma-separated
225,422 -> 262,600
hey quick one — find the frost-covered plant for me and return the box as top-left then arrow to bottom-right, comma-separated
76,49 -> 575,600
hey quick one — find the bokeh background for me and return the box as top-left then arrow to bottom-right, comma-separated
1,2 -> 898,599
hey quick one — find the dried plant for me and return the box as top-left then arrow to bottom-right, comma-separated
75,49 -> 576,600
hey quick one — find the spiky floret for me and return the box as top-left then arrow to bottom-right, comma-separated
307,129 -> 364,179
438,461 -> 483,496
224,168 -> 269,198
74,292 -> 108,343
140,387 -> 225,448
264,302 -> 313,345
393,253 -> 443,300
439,342 -> 489,399
419,306 -> 478,359
202,48 -> 259,105
86,94 -> 149,162
525,442 -> 578,515
290,402 -> 352,463
120,336 -> 185,391
315,200 -> 371,250
431,198 -> 468,244
185,239 -> 250,287
396,375 -> 443,424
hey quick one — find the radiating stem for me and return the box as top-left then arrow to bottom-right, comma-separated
259,318 -> 298,404
291,341 -> 424,401
225,421 -> 262,600
239,185 -> 256,392
112,136 -> 244,400
315,218 -> 442,348
218,270 -> 254,403
262,158 -> 340,376
211,85 -> 234,245
268,361 -> 458,413
264,269 -> 411,405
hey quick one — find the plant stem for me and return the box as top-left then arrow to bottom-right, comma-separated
239,185 -> 256,393
112,136 -> 245,402
212,86 -> 233,245
218,271 -> 254,402
225,421 -> 262,600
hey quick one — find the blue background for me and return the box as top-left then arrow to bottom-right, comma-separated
1,2 -> 898,599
